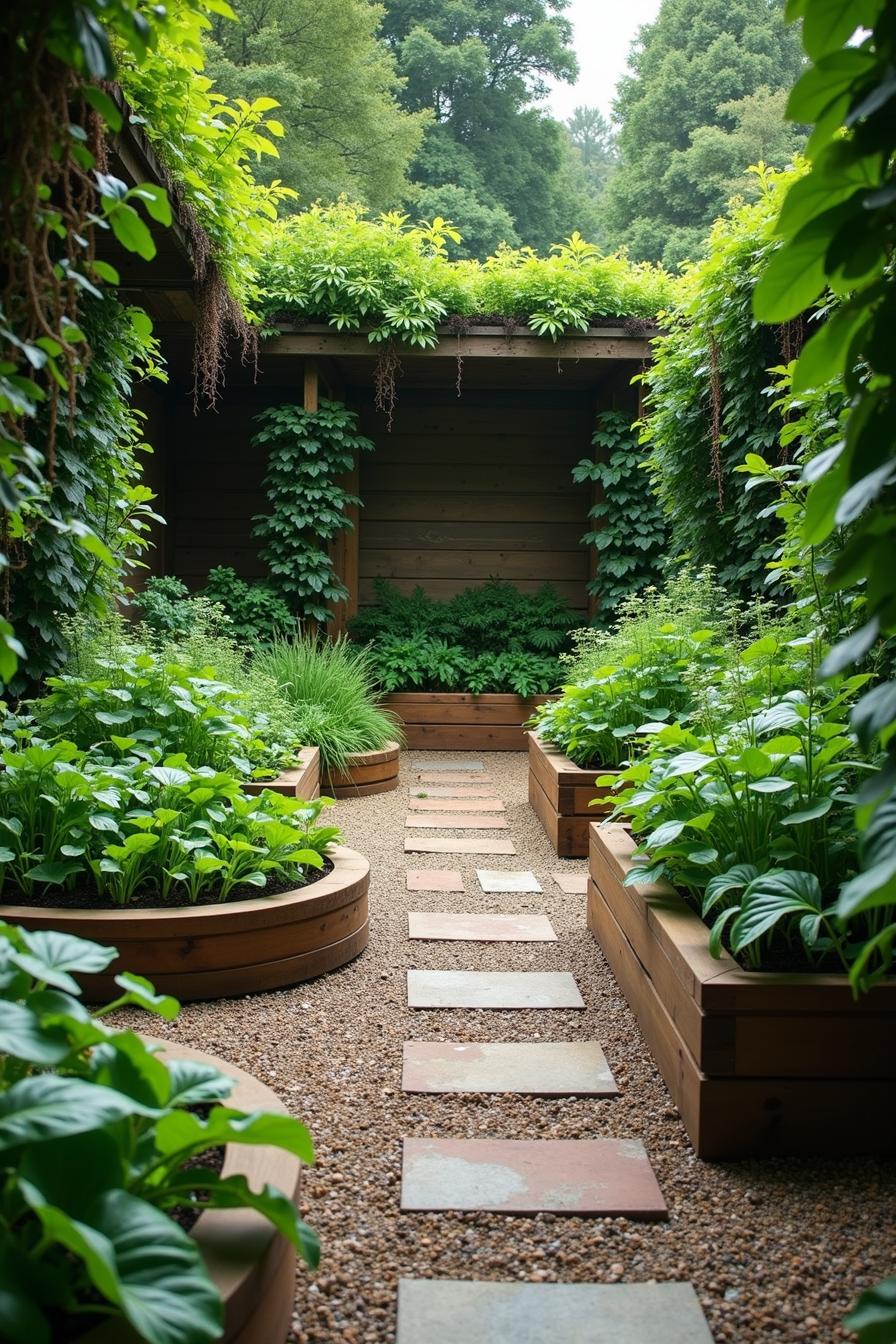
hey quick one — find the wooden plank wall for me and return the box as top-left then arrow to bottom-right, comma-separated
165,385 -> 595,611
356,390 -> 593,612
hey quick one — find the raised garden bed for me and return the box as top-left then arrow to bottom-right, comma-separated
79,1039 -> 301,1344
321,741 -> 401,797
587,823 -> 896,1159
243,744 -> 320,799
527,731 -> 616,857
2,845 -> 369,1002
385,693 -> 554,751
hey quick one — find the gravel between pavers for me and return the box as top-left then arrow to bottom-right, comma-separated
143,752 -> 895,1343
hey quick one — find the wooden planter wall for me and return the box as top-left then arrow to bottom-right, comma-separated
527,732 -> 615,857
386,694 -> 553,751
321,741 -> 400,797
588,824 -> 896,1159
243,745 -> 320,799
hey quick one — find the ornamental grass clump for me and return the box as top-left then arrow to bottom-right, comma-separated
255,635 -> 401,773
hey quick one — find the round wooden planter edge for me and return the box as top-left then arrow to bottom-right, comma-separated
321,740 -> 401,797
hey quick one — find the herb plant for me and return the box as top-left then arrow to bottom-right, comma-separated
0,921 -> 318,1343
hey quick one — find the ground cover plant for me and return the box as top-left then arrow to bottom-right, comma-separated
351,579 -> 575,695
254,634 -> 401,773
0,921 -> 318,1342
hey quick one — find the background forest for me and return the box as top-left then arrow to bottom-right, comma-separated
205,0 -> 807,264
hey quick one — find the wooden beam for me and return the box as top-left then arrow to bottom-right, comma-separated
303,359 -> 319,412
269,330 -> 652,362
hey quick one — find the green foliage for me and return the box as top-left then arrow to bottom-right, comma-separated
641,167 -> 803,596
258,202 -> 674,343
204,0 -> 427,212
602,0 -> 806,268
254,635 -> 402,772
749,0 -> 896,994
0,920 -> 316,1342
0,725 -> 337,907
567,106 -> 619,201
574,411 -> 667,615
203,567 -> 294,643
369,635 -> 561,697
252,400 -> 374,623
845,1275 -> 896,1343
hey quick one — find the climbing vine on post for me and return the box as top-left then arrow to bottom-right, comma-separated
252,400 -> 374,623
573,411 -> 667,617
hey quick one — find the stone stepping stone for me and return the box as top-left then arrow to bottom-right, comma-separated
405,813 -> 509,830
402,1041 -> 617,1095
406,869 -> 464,893
406,837 -> 516,856
396,1280 -> 713,1344
551,871 -> 588,895
417,759 -> 484,771
477,869 -> 542,893
417,772 -> 492,785
407,970 -> 583,1009
408,912 -> 556,942
411,785 -> 499,799
410,797 -> 505,812
400,1137 -> 667,1216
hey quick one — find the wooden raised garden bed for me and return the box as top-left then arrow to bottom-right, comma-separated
243,744 -> 320,799
80,1039 -> 302,1344
527,731 -> 616,858
587,823 -> 896,1159
321,741 -> 401,797
385,693 -> 554,751
2,845 -> 369,1002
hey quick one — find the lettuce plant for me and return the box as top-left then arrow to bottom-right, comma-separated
0,922 -> 318,1343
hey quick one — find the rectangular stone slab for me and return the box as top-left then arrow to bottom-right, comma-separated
417,772 -> 493,784
407,970 -> 583,1009
396,1281 -> 713,1344
406,869 -> 464,893
405,814 -> 509,830
402,1041 -> 617,1095
551,871 -> 589,895
405,837 -> 517,856
416,759 -> 484,771
410,785 -> 500,799
410,797 -> 505,812
400,1137 -> 667,1216
407,912 -> 557,942
477,869 -> 542,893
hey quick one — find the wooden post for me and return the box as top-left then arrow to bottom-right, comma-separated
303,358 -> 319,412
343,453 -> 360,623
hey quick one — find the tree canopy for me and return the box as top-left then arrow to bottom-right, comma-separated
602,0 -> 806,269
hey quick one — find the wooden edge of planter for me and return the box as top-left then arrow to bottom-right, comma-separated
79,1039 -> 301,1344
527,732 -> 616,858
243,744 -> 321,799
321,740 -> 401,796
385,695 -> 556,751
1,845 -> 370,1001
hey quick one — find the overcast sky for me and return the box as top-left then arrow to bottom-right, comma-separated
544,0 -> 663,123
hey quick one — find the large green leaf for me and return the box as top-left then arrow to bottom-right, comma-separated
844,1275 -> 896,1344
0,1076 -> 156,1152
11,928 -> 116,994
731,870 -> 824,952
837,798 -> 896,916
0,1002 -> 73,1065
90,1031 -> 172,1108
153,1106 -> 314,1166
158,1169 -> 319,1267
165,1058 -> 235,1107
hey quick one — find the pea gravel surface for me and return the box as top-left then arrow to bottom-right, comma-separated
145,752 -> 895,1343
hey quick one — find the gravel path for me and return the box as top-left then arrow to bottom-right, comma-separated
151,751 -> 895,1343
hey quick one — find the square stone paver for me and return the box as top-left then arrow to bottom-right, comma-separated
405,837 -> 517,856
477,869 -> 542,893
407,912 -> 557,942
551,871 -> 589,895
416,759 -> 484,771
407,970 -> 583,1009
400,1138 -> 667,1216
396,1281 -> 713,1344
405,813 -> 509,830
417,772 -> 493,785
402,1041 -> 617,1095
410,785 -> 499,799
406,869 -> 464,893
410,797 -> 505,812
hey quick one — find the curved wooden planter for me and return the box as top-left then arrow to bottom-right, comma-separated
1,845 -> 369,1002
79,1039 -> 302,1344
321,741 -> 400,798
588,823 -> 896,1159
243,745 -> 320,799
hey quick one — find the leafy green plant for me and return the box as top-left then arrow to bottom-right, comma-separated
574,411 -> 667,615
203,567 -> 294,643
252,400 -> 375,623
254,635 -> 401,772
0,920 -> 317,1342
365,634 -> 560,696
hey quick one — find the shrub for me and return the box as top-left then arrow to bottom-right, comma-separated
133,571 -> 294,647
0,922 -> 317,1342
254,635 -> 402,772
369,635 -> 560,696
